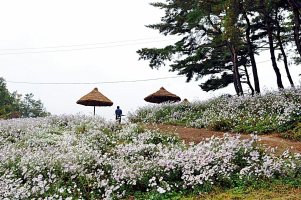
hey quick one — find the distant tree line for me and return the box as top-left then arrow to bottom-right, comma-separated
0,77 -> 50,119
137,0 -> 301,95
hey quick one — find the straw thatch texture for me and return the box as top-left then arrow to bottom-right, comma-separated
144,87 -> 181,103
76,88 -> 113,106
182,98 -> 190,104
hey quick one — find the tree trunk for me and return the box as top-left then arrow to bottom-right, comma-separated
287,0 -> 301,56
243,64 -> 255,96
275,10 -> 295,88
208,16 -> 243,95
233,73 -> 240,96
229,43 -> 243,96
244,12 -> 260,94
267,24 -> 284,89
292,8 -> 301,57
260,1 -> 284,89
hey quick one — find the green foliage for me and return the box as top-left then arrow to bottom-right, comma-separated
206,118 -> 232,131
126,124 -> 146,135
0,78 -> 21,118
197,179 -> 301,200
281,122 -> 301,141
75,123 -> 88,134
133,177 -> 301,200
138,0 -> 301,95
233,115 -> 279,134
20,93 -> 50,118
0,77 -> 50,119
137,0 -> 239,92
200,73 -> 233,92
134,190 -> 185,200
137,46 -> 174,69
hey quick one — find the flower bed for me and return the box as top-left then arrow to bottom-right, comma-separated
0,115 -> 301,199
128,87 -> 301,134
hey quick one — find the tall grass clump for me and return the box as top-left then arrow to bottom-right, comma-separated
128,87 -> 301,134
1,115 -> 301,199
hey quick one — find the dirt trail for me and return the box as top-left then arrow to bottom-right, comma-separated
144,124 -> 301,153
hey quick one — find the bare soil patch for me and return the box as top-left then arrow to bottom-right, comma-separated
144,124 -> 301,154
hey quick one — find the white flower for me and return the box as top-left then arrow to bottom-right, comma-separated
157,187 -> 166,194
58,188 -> 64,193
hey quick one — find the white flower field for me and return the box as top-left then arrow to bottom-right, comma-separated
1,115 -> 301,199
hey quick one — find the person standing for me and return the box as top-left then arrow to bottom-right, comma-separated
115,106 -> 122,123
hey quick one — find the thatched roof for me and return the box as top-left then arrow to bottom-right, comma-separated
76,87 -> 113,106
182,98 -> 190,103
144,87 -> 181,103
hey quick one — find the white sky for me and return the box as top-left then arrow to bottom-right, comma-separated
1,0 -> 300,121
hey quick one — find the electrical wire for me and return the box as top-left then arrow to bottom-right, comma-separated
5,60 -> 273,85
256,59 -> 270,63
6,76 -> 185,85
0,37 -> 174,51
0,38 -> 177,55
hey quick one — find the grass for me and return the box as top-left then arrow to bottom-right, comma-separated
132,179 -> 301,200
196,184 -> 301,200
281,122 -> 301,141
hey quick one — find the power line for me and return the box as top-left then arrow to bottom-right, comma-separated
0,38 -> 177,56
257,59 -> 270,63
6,76 -> 185,85
0,37 -> 173,51
4,60 -> 274,85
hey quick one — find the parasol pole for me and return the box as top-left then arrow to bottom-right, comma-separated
94,106 -> 95,116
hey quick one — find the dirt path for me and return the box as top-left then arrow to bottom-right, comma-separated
144,124 -> 301,154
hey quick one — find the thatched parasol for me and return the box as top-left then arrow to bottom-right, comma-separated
182,98 -> 190,104
76,87 -> 113,115
144,87 -> 181,103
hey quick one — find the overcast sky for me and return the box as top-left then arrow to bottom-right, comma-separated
1,0 -> 301,121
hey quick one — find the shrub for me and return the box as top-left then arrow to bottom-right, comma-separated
129,87 -> 301,134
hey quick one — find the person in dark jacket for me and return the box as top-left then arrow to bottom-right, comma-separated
115,106 -> 122,123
